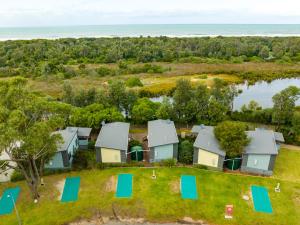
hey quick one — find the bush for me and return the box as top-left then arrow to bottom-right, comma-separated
193,164 -> 209,170
11,171 -> 25,182
198,74 -> 208,79
97,162 -> 145,169
96,66 -> 116,77
129,139 -> 142,147
11,168 -> 72,182
126,77 -> 143,87
88,140 -> 96,150
160,158 -> 177,167
72,150 -> 97,170
178,140 -> 194,164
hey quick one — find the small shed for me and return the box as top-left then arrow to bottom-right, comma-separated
77,127 -> 92,149
241,129 -> 284,176
148,119 -> 179,162
192,125 -> 225,170
95,122 -> 130,163
45,127 -> 79,169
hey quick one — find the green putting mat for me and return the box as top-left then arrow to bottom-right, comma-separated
251,185 -> 273,213
116,174 -> 133,198
0,187 -> 21,215
61,177 -> 80,202
181,175 -> 198,200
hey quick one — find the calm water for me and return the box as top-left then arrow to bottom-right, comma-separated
1,24 -> 300,40
233,78 -> 300,110
150,78 -> 300,110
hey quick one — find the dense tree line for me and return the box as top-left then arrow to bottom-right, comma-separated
1,36 -> 300,77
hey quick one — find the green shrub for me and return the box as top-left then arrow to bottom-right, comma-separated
97,162 -> 145,169
198,74 -> 208,79
129,139 -> 142,147
72,150 -> 97,170
178,140 -> 194,164
160,158 -> 177,167
96,66 -> 116,77
11,171 -> 25,182
88,140 -> 95,150
193,164 -> 209,170
126,77 -> 143,87
11,168 -> 72,182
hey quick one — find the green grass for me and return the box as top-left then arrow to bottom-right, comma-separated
273,148 -> 300,183
0,166 -> 300,225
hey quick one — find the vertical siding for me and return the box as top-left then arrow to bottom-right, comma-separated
149,147 -> 155,163
79,139 -> 89,149
66,135 -> 79,165
193,147 -> 199,164
45,152 -> 64,169
218,155 -> 225,169
101,148 -> 121,163
197,149 -> 219,167
173,143 -> 178,160
246,154 -> 271,171
153,144 -> 174,162
268,155 -> 277,171
96,147 -> 102,162
120,150 -> 127,163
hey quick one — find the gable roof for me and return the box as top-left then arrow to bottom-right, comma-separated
95,122 -> 130,151
53,127 -> 78,152
69,127 -> 92,137
193,125 -> 226,156
245,130 -> 278,155
191,124 -> 206,134
148,119 -> 179,147
274,132 -> 285,143
254,128 -> 285,143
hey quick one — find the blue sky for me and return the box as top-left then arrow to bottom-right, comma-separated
0,0 -> 300,27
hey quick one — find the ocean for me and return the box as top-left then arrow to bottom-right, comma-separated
0,24 -> 300,40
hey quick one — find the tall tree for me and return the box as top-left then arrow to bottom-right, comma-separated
173,79 -> 196,124
108,80 -> 127,111
0,77 -> 63,201
194,84 -> 210,123
156,97 -> 175,120
272,86 -> 300,126
214,121 -> 250,158
131,98 -> 159,124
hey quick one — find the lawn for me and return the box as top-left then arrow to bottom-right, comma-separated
273,148 -> 300,183
0,166 -> 300,225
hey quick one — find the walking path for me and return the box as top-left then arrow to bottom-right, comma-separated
281,144 -> 300,151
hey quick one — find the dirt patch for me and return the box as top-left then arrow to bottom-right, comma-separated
179,217 -> 206,225
69,217 -> 209,225
293,189 -> 300,205
105,176 -> 117,192
55,179 -> 65,200
170,179 -> 180,193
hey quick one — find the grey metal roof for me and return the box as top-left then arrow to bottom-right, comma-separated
148,119 -> 179,147
68,127 -> 92,137
53,127 -> 78,152
244,130 -> 278,155
193,126 -> 226,156
191,125 -> 206,134
95,122 -> 130,151
274,132 -> 285,143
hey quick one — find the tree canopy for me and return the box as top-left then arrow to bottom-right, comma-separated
214,121 -> 250,158
0,77 -> 65,200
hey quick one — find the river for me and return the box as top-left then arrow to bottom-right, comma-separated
150,78 -> 300,111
